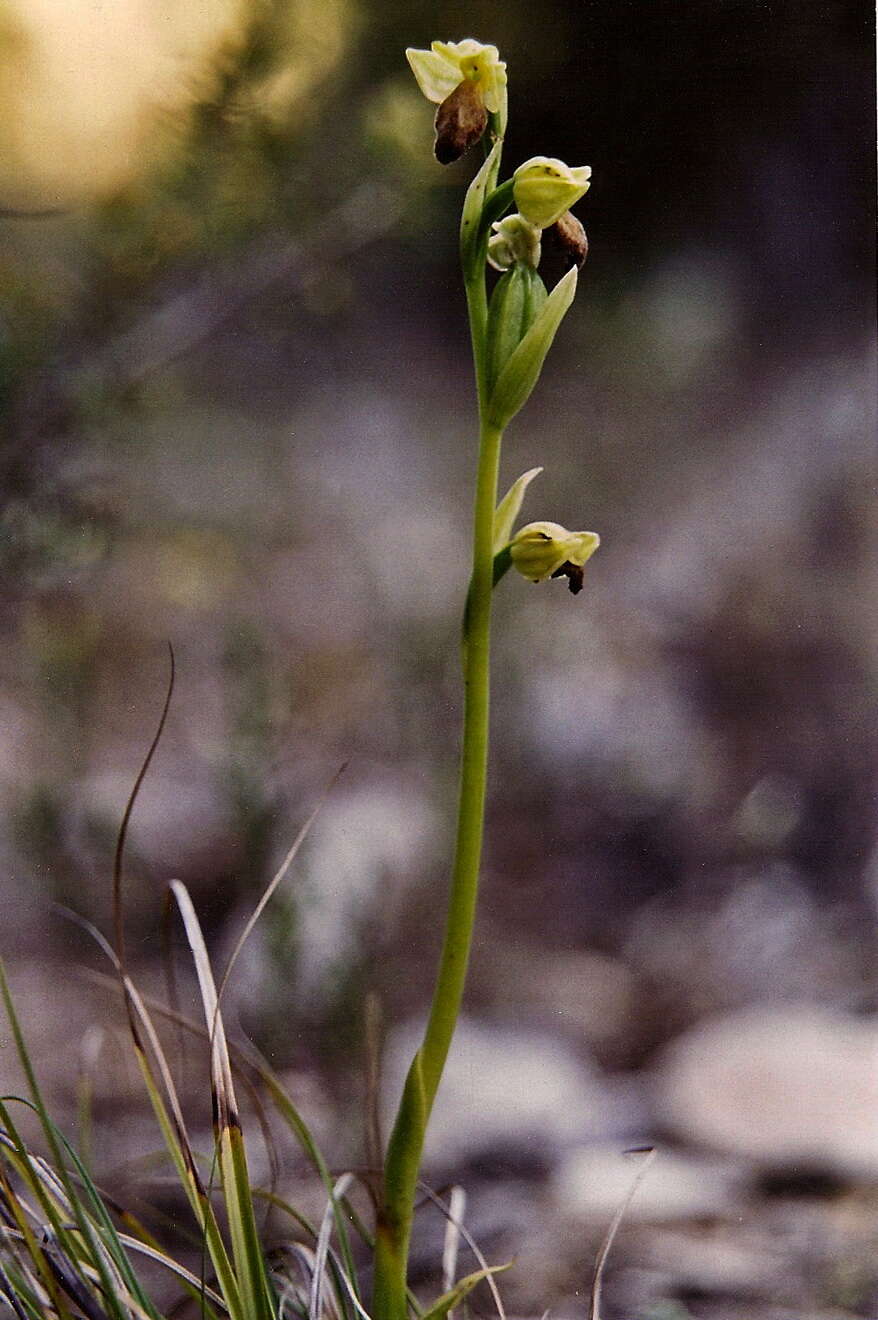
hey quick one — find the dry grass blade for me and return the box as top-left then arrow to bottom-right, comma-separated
0,1141 -> 74,1319
112,645 -> 175,968
217,765 -> 347,1011
588,1146 -> 656,1320
60,913 -> 200,1183
41,1235 -> 112,1320
441,1186 -> 466,1301
322,1249 -> 372,1320
0,1255 -> 35,1320
114,1234 -> 227,1312
116,973 -> 243,1314
82,964 -> 330,1191
168,880 -> 273,1320
309,1172 -> 353,1320
168,882 -> 237,1126
417,1183 -> 506,1320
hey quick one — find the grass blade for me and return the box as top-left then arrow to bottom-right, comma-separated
217,767 -> 346,1010
589,1146 -> 656,1320
419,1264 -> 510,1320
112,645 -> 175,967
440,1186 -> 465,1303
169,881 -> 275,1320
309,1172 -> 353,1320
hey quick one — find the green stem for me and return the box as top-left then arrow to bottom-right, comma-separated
421,412 -> 501,1106
373,207 -> 503,1320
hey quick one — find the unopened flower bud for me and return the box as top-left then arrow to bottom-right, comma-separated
545,210 -> 589,270
487,213 -> 542,270
485,261 -> 547,389
510,521 -> 600,594
513,157 -> 591,228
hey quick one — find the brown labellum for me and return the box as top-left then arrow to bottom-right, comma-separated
551,561 -> 585,594
433,79 -> 488,164
546,210 -> 589,270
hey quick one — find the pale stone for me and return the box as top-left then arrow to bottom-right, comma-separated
554,1143 -> 745,1223
655,1005 -> 878,1178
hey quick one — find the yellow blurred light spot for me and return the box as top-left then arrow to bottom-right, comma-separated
0,0 -> 352,206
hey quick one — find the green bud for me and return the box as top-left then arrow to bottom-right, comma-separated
487,266 -> 577,430
510,521 -> 600,594
485,261 -> 547,392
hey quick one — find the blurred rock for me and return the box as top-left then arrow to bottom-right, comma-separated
554,1144 -> 746,1223
634,1228 -> 790,1301
0,960 -> 111,1109
484,945 -> 638,1049
297,779 -> 439,999
382,1015 -> 644,1173
654,1005 -> 878,1179
626,868 -> 865,1033
78,767 -> 231,878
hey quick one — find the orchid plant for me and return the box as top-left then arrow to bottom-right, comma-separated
372,38 -> 599,1320
0,36 -> 601,1320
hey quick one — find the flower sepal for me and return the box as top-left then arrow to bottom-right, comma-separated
513,157 -> 591,228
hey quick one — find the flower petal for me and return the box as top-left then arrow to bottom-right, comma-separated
487,213 -> 542,270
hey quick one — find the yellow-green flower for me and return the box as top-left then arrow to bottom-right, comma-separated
406,40 -> 507,112
510,521 -> 600,594
513,157 -> 592,228
406,40 -> 507,163
487,213 -> 542,270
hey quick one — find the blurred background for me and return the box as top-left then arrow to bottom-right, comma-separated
1,1 -> 876,1316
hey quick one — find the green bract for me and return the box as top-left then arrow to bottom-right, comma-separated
493,467 -> 543,554
487,266 -> 578,429
460,139 -> 503,281
486,262 -> 548,391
